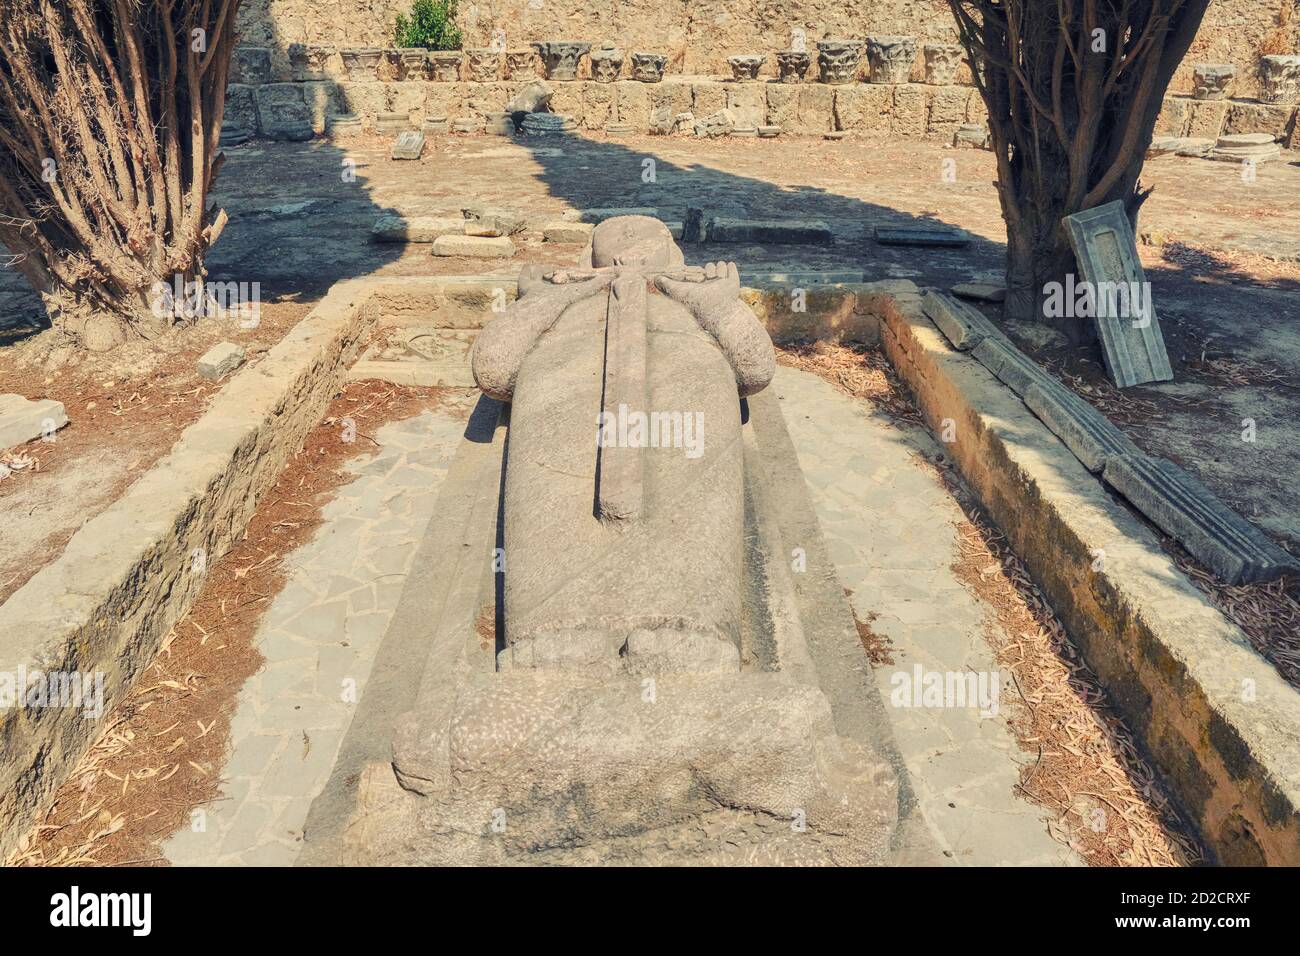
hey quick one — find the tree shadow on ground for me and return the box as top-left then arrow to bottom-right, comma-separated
511,127 -> 1008,287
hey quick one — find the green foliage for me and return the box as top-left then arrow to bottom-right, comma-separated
394,0 -> 464,51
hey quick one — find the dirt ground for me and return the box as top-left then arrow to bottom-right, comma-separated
2,129 -> 1297,606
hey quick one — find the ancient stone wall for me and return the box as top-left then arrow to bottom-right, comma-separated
239,0 -> 1299,96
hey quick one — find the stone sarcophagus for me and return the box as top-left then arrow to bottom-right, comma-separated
343,218 -> 901,865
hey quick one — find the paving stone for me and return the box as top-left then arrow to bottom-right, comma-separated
196,342 -> 246,381
283,598 -> 349,640
431,234 -> 516,258
0,394 -> 67,448
1102,454 -> 1300,585
1022,380 -> 1141,474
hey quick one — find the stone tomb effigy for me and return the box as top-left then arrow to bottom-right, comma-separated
335,218 -> 903,864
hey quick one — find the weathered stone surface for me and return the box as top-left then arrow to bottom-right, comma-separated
1192,63 -> 1235,100
922,42 -> 963,85
970,335 -> 1055,396
371,215 -> 464,243
196,342 -> 247,381
532,41 -> 591,81
1259,54 -> 1300,105
891,84 -> 927,137
1223,101 -> 1296,141
726,83 -> 766,129
614,79 -> 651,126
224,84 -> 260,135
874,224 -> 971,247
522,111 -> 577,134
706,218 -> 833,245
921,290 -> 999,351
1103,454 -> 1300,584
927,85 -> 971,137
432,235 -> 516,258
776,50 -> 811,83
256,83 -> 314,141
379,222 -> 900,860
233,46 -> 273,85
833,84 -> 891,137
630,51 -> 667,82
817,38 -> 863,84
953,123 -> 990,148
1063,200 -> 1173,388
865,35 -> 917,84
390,129 -> 426,160
1023,380 -> 1140,474
728,54 -> 765,81
0,394 -> 67,448
462,204 -> 527,237
691,80 -> 727,116
1209,131 -> 1283,163
950,281 -> 1006,302
582,81 -> 616,129
542,221 -> 595,243
1185,98 -> 1229,140
694,107 -> 736,137
797,83 -> 836,134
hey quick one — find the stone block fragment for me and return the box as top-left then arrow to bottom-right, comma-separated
1102,455 -> 1300,584
390,129 -> 426,160
196,342 -> 246,381
970,336 -> 1055,396
371,216 -> 464,243
0,395 -> 67,448
1023,380 -> 1141,473
543,222 -> 595,243
920,290 -> 1000,351
874,224 -> 971,247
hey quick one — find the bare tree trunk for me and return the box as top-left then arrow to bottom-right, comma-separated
946,0 -> 1210,338
0,0 -> 241,351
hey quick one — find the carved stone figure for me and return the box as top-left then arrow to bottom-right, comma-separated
728,55 -> 765,80
1192,63 -> 1235,100
590,41 -> 624,82
532,40 -> 591,81
922,42 -> 963,85
776,50 -> 811,83
428,51 -> 462,82
464,47 -> 501,82
631,51 -> 668,82
866,35 -> 917,84
396,47 -> 429,80
1259,55 -> 1300,105
340,47 -> 383,81
817,39 -> 862,85
505,48 -> 539,80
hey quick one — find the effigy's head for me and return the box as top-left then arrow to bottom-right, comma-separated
591,216 -> 685,269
